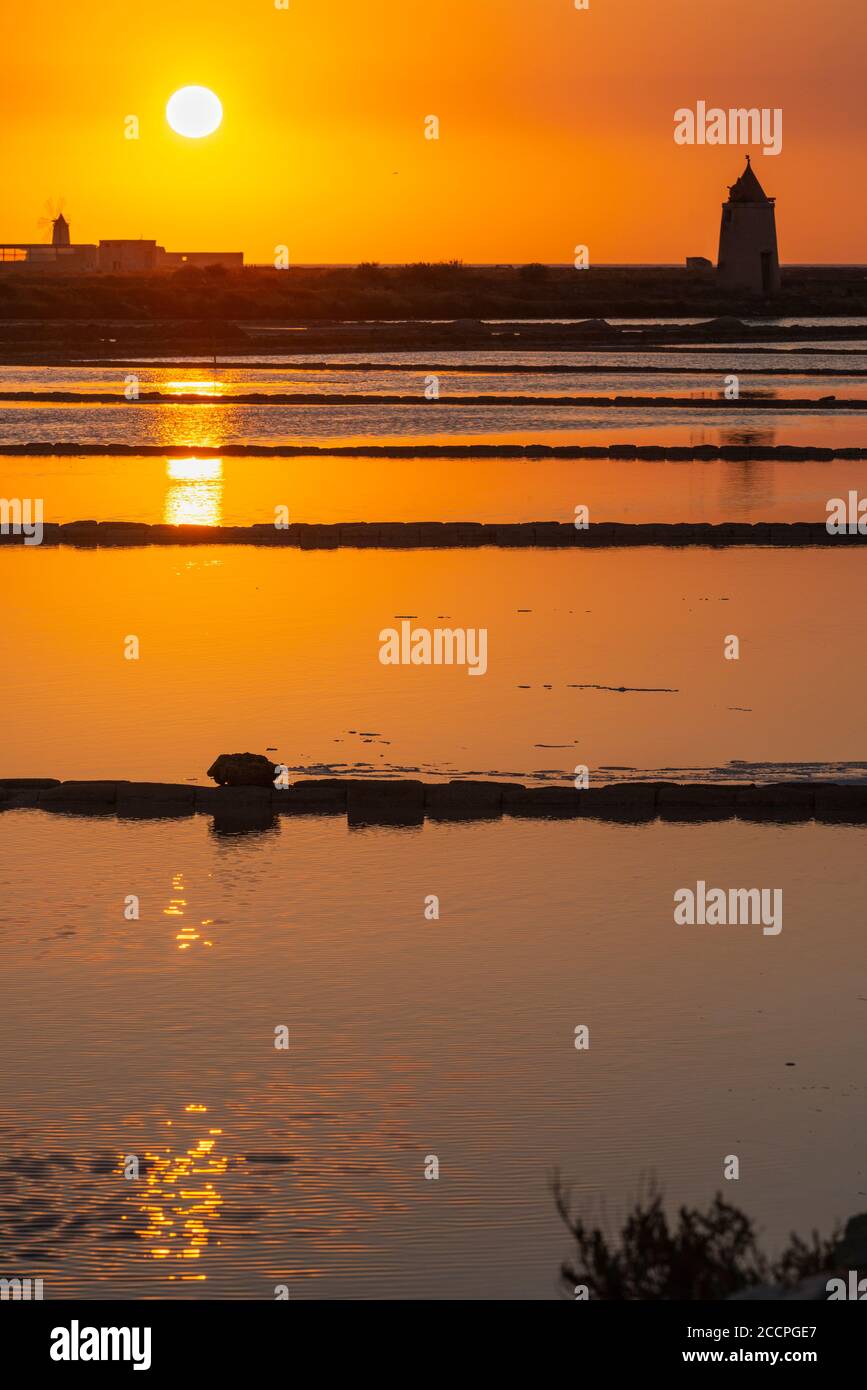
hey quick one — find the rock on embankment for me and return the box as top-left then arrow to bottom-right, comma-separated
207,753 -> 277,786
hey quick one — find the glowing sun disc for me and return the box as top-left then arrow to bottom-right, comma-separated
166,87 -> 223,139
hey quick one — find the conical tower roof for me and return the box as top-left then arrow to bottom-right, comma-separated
51,212 -> 70,246
727,156 -> 771,204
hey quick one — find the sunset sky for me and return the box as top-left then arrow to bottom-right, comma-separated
3,0 -> 865,264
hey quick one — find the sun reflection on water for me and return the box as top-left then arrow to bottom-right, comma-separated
164,457 -> 223,527
165,380 -> 226,396
121,1108 -> 228,1278
162,871 -> 214,950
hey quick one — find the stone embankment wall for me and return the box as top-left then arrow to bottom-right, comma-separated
2,521 -> 865,549
2,778 -> 866,825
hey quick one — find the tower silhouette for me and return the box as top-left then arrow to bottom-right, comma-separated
51,212 -> 70,248
717,156 -> 780,295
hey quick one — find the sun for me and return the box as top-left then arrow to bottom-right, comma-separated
166,86 -> 223,139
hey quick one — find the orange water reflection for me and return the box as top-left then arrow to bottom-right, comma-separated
8,449 -> 867,528
164,457 -> 224,526
5,545 -> 867,783
162,870 -> 215,951
165,380 -> 226,397
122,1108 -> 227,1279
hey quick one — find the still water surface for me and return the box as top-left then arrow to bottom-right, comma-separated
4,452 -> 866,526
2,401 -> 864,449
5,333 -> 865,1299
1,810 -> 864,1298
3,365 -> 866,399
3,546 -> 865,784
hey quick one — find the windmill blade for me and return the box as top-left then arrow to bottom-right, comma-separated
37,197 -> 70,242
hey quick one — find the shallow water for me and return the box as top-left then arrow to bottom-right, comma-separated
1,810 -> 864,1299
99,346 -> 867,370
2,401 -> 865,449
5,451 -> 867,526
5,333 -> 867,1304
2,365 -> 866,399
5,345 -> 862,451
3,545 -> 865,784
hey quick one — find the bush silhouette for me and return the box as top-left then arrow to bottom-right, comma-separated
552,1173 -> 839,1300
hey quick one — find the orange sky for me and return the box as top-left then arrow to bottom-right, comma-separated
2,0 -> 865,263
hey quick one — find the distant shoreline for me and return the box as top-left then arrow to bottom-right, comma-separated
1,320 -> 866,365
1,265 -> 867,360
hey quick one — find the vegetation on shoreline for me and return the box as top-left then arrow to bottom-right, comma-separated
1,262 -> 865,324
552,1174 -> 841,1300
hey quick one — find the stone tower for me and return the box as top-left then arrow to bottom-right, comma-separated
717,156 -> 780,294
51,213 -> 70,248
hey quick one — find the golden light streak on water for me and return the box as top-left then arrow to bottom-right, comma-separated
164,457 -> 224,527
119,1111 -> 229,1275
162,873 -> 214,950
165,380 -> 225,397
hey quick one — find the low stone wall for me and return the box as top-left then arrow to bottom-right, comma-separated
2,390 -> 864,410
1,442 -> 865,459
2,521 -> 865,549
2,777 -> 866,826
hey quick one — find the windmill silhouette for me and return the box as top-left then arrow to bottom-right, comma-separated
37,198 -> 70,247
